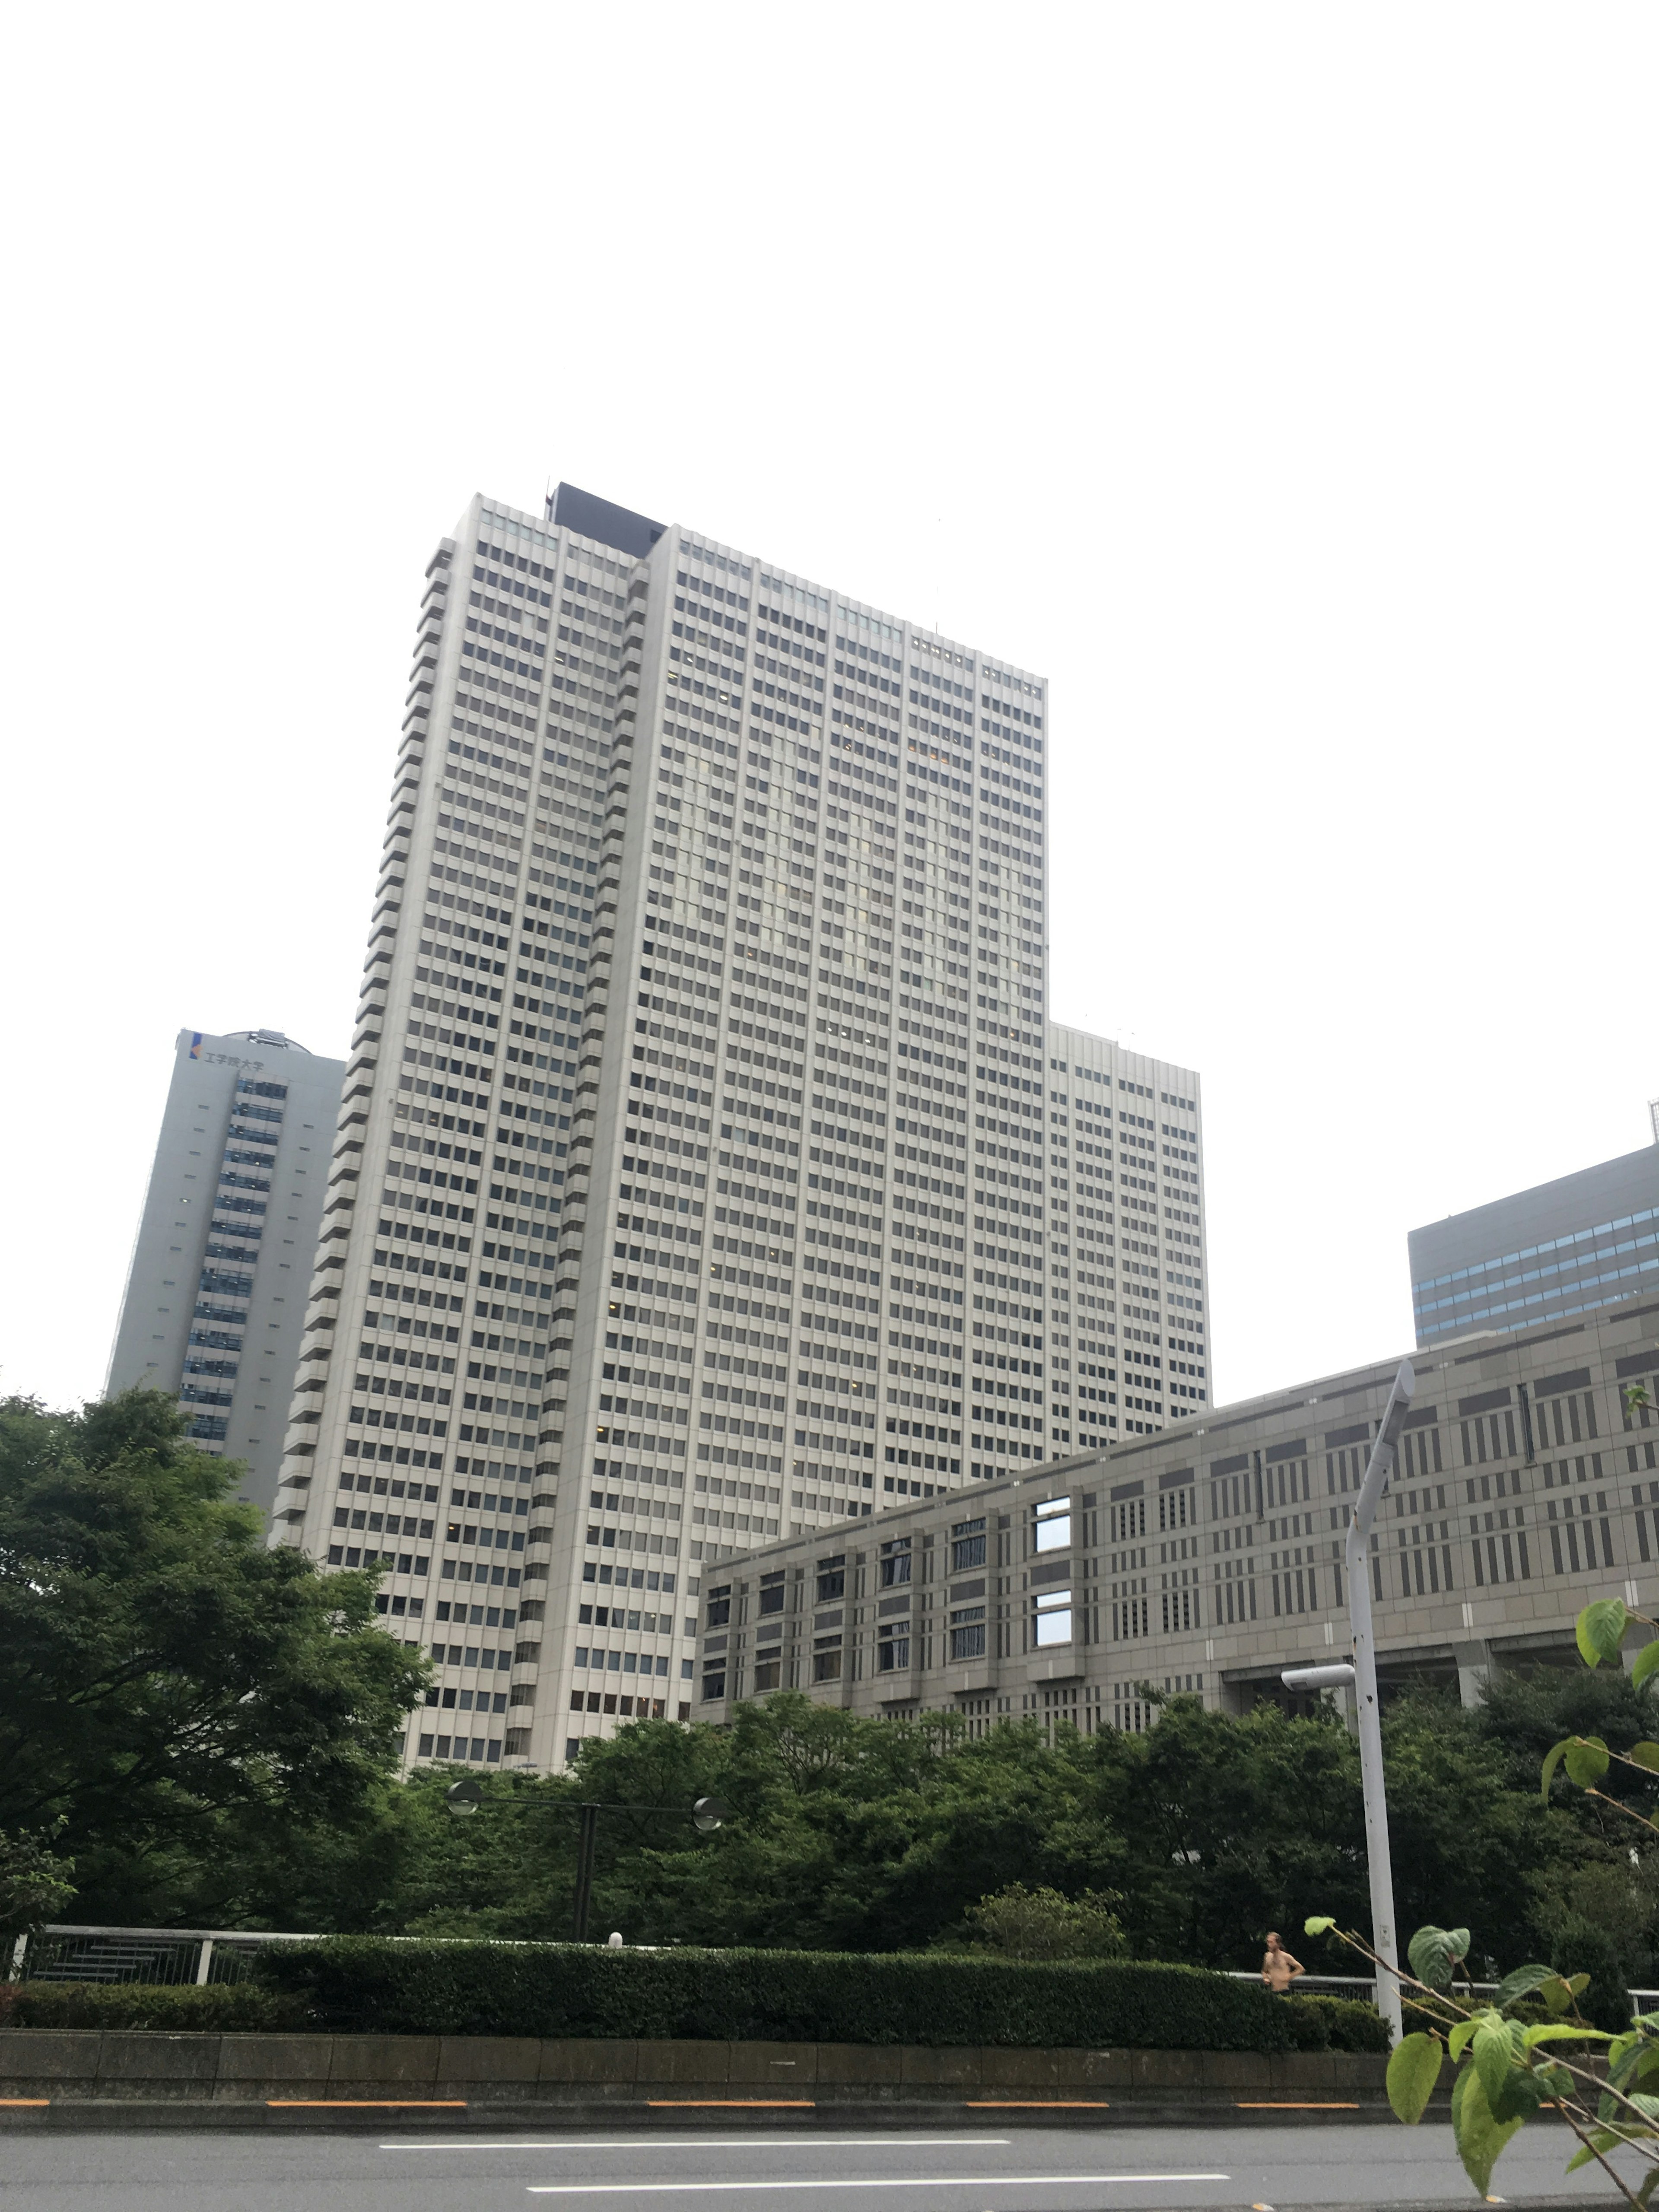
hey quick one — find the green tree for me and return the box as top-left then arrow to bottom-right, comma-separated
954,1881 -> 1125,1960
0,1390 -> 428,1926
0,1825 -> 76,1959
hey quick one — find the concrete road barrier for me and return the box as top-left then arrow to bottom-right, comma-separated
0,2032 -> 1393,2129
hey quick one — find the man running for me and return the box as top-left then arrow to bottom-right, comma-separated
1262,1931 -> 1306,1993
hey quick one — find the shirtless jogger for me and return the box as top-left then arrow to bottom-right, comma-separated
1262,1931 -> 1306,1993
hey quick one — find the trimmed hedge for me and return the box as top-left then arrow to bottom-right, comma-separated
1280,1993 -> 1392,2055
256,1939 -> 1304,2051
0,1980 -> 306,2032
0,1960 -> 1389,2053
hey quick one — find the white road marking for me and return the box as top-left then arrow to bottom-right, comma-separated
524,2177 -> 1232,2195
381,2141 -> 1012,2153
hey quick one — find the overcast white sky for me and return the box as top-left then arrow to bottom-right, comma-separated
2,4 -> 1654,1416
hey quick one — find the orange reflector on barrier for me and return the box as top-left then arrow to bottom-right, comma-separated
0,2100 -> 50,2108
267,2100 -> 469,2109
647,2101 -> 817,2109
964,2102 -> 1111,2110
1236,2102 -> 1360,2110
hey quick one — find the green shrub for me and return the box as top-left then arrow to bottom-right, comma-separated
1551,1921 -> 1632,2037
256,1938 -> 1299,2050
1279,1993 -> 1391,2053
0,1979 -> 307,2032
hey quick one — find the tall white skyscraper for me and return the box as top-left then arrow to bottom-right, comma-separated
108,1028 -> 345,1517
271,486 -> 1206,1773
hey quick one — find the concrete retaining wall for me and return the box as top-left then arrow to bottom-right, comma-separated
0,2031 -> 1390,2129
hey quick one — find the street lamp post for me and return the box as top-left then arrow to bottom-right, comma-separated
445,1783 -> 729,1943
1283,1355 -> 1415,2045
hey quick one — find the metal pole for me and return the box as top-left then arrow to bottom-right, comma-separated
1344,1357 -> 1415,2046
572,1803 -> 599,1944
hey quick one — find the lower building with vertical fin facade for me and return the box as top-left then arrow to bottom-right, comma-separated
695,1290 -> 1659,1736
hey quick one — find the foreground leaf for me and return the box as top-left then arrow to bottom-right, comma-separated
1629,1735 -> 1659,1767
1540,1972 -> 1590,2014
1579,1599 -> 1628,1667
1494,1962 -> 1561,2012
1607,2033 -> 1659,2088
1541,1740 -> 1577,1801
1631,1643 -> 1659,1692
1452,2061 -> 1526,2195
1386,2032 -> 1443,2124
1303,1914 -> 1336,1936
1565,1737 -> 1611,1787
1409,1924 -> 1471,1990
1566,2130 -> 1649,2174
1473,2019 -> 1519,2113
1526,2022 -> 1611,2050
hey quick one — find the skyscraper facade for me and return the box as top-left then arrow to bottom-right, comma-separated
108,1027 -> 345,1516
270,486 -> 1203,1775
1409,1142 -> 1659,1349
1038,1023 -> 1208,1463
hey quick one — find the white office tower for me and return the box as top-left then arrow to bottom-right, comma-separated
272,482 -> 1115,1771
108,1028 -> 346,1517
1039,1022 -> 1208,1462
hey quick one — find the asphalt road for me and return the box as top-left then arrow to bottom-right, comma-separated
0,2122 -> 1632,2212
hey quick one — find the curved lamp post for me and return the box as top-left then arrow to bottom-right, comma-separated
444,1783 -> 729,1942
1282,1355 -> 1415,2045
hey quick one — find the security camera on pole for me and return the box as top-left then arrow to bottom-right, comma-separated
1283,1357 -> 1415,2045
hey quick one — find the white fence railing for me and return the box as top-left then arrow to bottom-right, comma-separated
9,1925 -> 318,1987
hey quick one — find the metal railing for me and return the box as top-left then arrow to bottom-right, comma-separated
9,1925 -> 318,1987
1224,1970 -> 1659,2018
1224,1971 -> 1381,2000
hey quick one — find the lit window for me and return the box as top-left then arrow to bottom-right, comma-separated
1034,1494 -> 1071,1552
1033,1586 -> 1073,1647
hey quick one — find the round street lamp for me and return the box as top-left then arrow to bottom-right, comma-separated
437,1780 -> 731,1939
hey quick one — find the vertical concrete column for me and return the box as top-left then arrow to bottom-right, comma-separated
1453,1639 -> 1494,1710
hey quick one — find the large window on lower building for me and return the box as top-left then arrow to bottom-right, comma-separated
1033,1586 -> 1073,1646
949,1604 -> 986,1661
951,1517 -> 987,1573
1034,1494 -> 1071,1552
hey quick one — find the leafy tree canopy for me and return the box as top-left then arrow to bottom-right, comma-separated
0,1390 -> 427,1925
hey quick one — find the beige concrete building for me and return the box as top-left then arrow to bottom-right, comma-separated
268,484 -> 1207,1774
695,1289 -> 1659,1735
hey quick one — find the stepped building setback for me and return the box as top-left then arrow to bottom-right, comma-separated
269,486 -> 1208,1773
